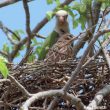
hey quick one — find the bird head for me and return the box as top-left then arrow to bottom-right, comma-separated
55,10 -> 69,34
55,10 -> 68,25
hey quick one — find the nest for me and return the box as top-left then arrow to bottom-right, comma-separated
0,57 -> 110,110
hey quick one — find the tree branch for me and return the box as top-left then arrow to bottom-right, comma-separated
0,21 -> 18,45
101,39 -> 110,69
8,75 -> 32,97
22,0 -> 32,64
0,0 -> 34,8
87,85 -> 110,110
0,0 -> 21,8
21,89 -> 85,110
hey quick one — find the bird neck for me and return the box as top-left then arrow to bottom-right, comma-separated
54,21 -> 69,35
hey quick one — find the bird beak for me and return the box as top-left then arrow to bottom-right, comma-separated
59,16 -> 65,24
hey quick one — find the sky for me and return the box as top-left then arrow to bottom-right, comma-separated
0,0 -> 82,63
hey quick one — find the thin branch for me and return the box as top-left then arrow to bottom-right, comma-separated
82,49 -> 101,68
14,47 -> 33,69
0,0 -> 34,8
35,33 -> 46,39
23,0 -> 31,37
21,89 -> 85,110
0,79 -> 10,83
6,28 -> 20,41
22,0 -> 32,64
0,51 -> 8,58
0,21 -> 17,45
101,43 -> 110,69
87,85 -> 110,110
0,0 -> 21,8
8,75 -> 32,97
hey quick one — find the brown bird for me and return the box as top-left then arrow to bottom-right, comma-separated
38,10 -> 70,60
44,33 -> 77,63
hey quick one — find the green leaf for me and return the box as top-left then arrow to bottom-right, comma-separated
35,46 -> 42,55
82,0 -> 91,5
78,16 -> 86,30
79,4 -> 86,13
0,61 -> 9,78
63,5 -> 75,18
96,0 -> 106,2
46,11 -> 53,20
73,20 -> 78,29
12,30 -> 24,41
72,1 -> 80,11
55,0 -> 60,6
3,44 -> 10,53
81,22 -> 85,30
0,56 -> 8,63
46,0 -> 53,4
15,52 -> 20,57
33,38 -> 37,44
28,54 -> 36,63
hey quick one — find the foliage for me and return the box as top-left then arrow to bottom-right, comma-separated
28,38 -> 43,62
46,11 -> 54,20
0,56 -> 9,78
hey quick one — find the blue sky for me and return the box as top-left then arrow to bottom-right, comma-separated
0,0 -> 82,62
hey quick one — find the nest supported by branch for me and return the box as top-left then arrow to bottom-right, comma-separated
0,57 -> 110,109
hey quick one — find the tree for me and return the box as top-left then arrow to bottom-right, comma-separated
0,0 -> 110,110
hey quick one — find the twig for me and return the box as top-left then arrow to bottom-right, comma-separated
6,28 -> 20,41
101,43 -> 110,69
0,51 -> 8,58
87,85 -> 110,110
21,89 -> 85,110
8,75 -> 32,97
34,33 -> 46,39
14,47 -> 33,69
0,79 -> 10,83
82,49 -> 101,68
23,0 -> 32,51
0,21 -> 17,45
0,0 -> 34,8
97,7 -> 108,32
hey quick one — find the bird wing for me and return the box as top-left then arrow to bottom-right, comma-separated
38,30 -> 59,60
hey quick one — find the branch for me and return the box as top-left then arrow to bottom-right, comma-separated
0,79 -> 10,83
101,41 -> 110,69
0,21 -> 17,45
14,46 -> 33,69
8,75 -> 32,97
82,49 -> 101,68
0,0 -> 21,8
22,0 -> 32,64
87,85 -> 110,110
21,89 -> 85,110
0,0 -> 34,8
35,33 -> 46,39
0,51 -> 8,58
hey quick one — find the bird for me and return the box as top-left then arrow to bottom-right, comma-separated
38,10 -> 70,60
44,33 -> 77,63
